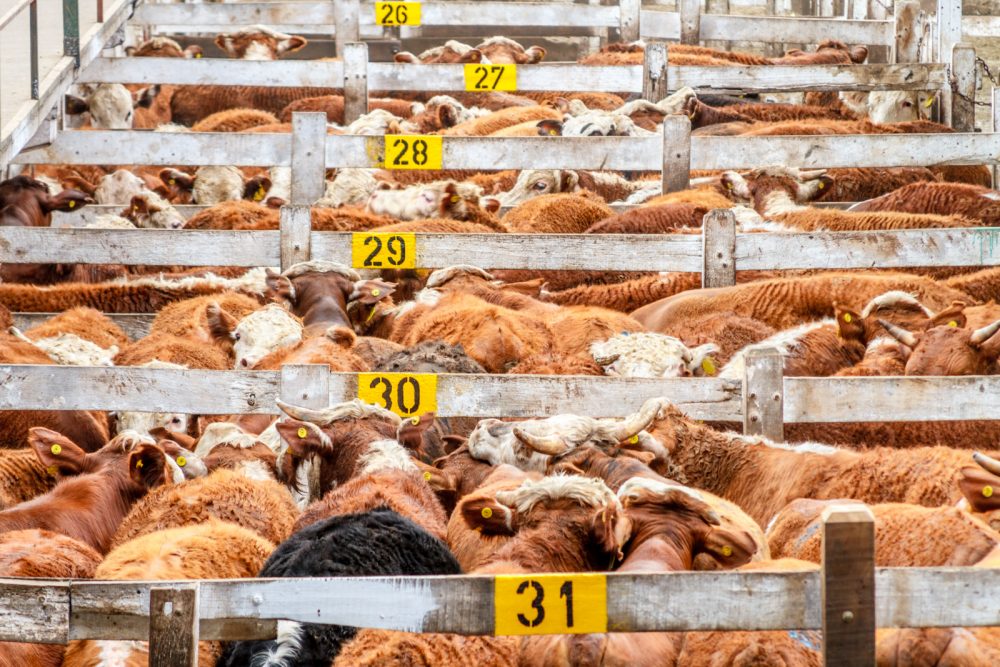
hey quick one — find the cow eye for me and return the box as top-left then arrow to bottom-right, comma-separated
902,100 -> 913,108
532,181 -> 547,191
171,417 -> 182,424
234,332 -> 241,341
589,130 -> 602,136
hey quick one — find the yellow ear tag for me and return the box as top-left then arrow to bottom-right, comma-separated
168,178 -> 176,185
948,320 -> 958,328
176,456 -> 186,467
371,288 -> 381,297
47,466 -> 57,476
132,206 -> 138,213
817,181 -> 825,190
50,444 -> 62,456
725,181 -> 733,190
195,52 -> 202,58
548,129 -> 558,136
721,545 -> 733,557
423,471 -> 432,481
450,195 -> 460,203
984,486 -> 994,498
135,459 -> 144,469
68,200 -> 76,208
923,96 -> 934,108
628,434 -> 639,444
253,187 -> 265,202
843,313 -> 852,323
411,415 -> 420,425
481,507 -> 493,519
701,357 -> 717,376
297,427 -> 307,438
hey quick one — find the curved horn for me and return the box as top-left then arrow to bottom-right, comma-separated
276,399 -> 336,424
877,319 -> 918,347
608,397 -> 668,441
798,168 -> 827,180
970,319 -> 1000,346
512,426 -> 568,456
592,352 -> 620,366
973,451 -> 1000,476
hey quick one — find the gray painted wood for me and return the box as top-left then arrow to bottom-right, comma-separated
701,209 -> 736,288
661,116 -> 691,193
280,205 -> 312,270
334,0 -> 360,58
290,113 -> 327,205
698,15 -> 893,45
950,44 -> 977,132
668,63 -> 946,93
0,579 -> 69,643
822,506 -> 875,667
893,1 -> 921,63
936,0 -> 962,64
679,0 -> 701,44
643,43 -> 668,103
618,0 -> 640,43
78,57 -> 345,88
150,586 -> 199,667
343,43 -> 369,124
742,348 -> 784,441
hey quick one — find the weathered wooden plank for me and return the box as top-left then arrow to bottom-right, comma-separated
700,14 -> 894,44
679,0 -> 701,44
13,313 -> 155,341
618,0 -> 640,43
701,209 -> 735,288
876,567 -> 1000,628
314,232 -> 703,272
963,16 -> 1000,39
784,376 -> 1000,423
0,228 -> 279,266
417,2 -> 620,27
334,0 -> 359,58
695,133 -> 1000,169
280,206 -> 312,271
822,506 -> 875,667
54,205 -> 203,226
736,228 -> 1000,270
893,1 -> 921,63
369,63 -> 641,94
13,131 -> 292,167
78,57 -> 345,88
662,116 -> 690,193
150,586 -> 199,667
743,348 -> 784,441
668,64 -> 947,93
0,579 -> 69,644
639,9 -> 680,40
132,2 -> 337,27
936,0 -> 962,63
643,43 -> 669,103
950,44 -> 977,132
290,113 -> 327,205
343,43 -> 369,124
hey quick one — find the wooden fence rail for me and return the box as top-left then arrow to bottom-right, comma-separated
1,507 -> 997,666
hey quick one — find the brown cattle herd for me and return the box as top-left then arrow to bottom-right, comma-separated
1,20 -> 1000,667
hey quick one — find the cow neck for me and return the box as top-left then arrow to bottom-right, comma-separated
617,512 -> 703,572
755,186 -> 806,218
291,274 -> 352,333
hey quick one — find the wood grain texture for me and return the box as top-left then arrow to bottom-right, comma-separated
661,115 -> 691,193
701,209 -> 735,288
333,0 -> 360,57
79,57 -> 345,88
893,1 -> 921,63
280,205 -> 312,270
290,113 -> 327,205
343,43 -> 369,124
679,0 -> 701,44
668,64 -> 946,93
0,578 -> 69,643
698,15 -> 893,45
950,44 -> 977,133
742,348 -> 784,441
822,506 -> 875,667
643,43 -> 669,103
371,63 -> 640,94
618,0 -> 640,43
149,586 -> 199,667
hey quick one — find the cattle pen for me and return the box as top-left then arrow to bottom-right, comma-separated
2,0 -> 1000,664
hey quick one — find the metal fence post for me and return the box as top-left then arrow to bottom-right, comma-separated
701,209 -> 736,288
63,0 -> 80,66
821,505 -> 876,667
742,347 -> 783,441
343,42 -> 369,125
661,115 -> 691,194
149,584 -> 199,667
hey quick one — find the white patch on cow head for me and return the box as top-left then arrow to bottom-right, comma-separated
94,639 -> 147,665
251,620 -> 304,667
192,166 -> 245,205
232,304 -> 303,369
85,84 -> 136,129
496,474 -> 621,515
115,360 -> 190,437
342,109 -> 403,135
617,476 -> 720,521
496,170 -> 571,207
365,183 -> 447,220
860,291 -> 935,318
358,439 -> 418,475
28,333 -> 118,366
720,320 -> 833,379
866,90 -> 924,124
317,169 -> 379,208
591,332 -> 719,378
561,111 -> 644,137
425,264 -> 493,288
193,422 -> 262,458
95,169 -> 146,205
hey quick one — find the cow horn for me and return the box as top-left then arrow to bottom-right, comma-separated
974,451 -> 1000,476
798,169 -> 827,180
276,400 -> 336,424
877,319 -> 918,347
512,426 -> 568,455
970,319 -> 1000,345
592,352 -> 620,366
608,397 -> 668,441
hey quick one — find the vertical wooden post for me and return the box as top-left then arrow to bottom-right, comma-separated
343,42 -> 369,125
701,208 -> 736,288
949,44 -> 977,132
936,0 -> 961,65
642,42 -> 668,102
866,0 -> 889,62
705,0 -> 730,51
992,86 -> 999,187
618,0 -> 640,43
334,0 -> 361,59
280,364 -> 332,502
661,115 -> 691,194
149,584 -> 199,667
893,1 -> 920,63
679,0 -> 701,45
742,347 -> 783,441
821,505 -> 876,667
762,0 -> 782,57
290,112 -> 327,205
280,206 -> 312,270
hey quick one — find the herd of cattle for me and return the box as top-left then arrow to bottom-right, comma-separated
2,20 -> 1000,667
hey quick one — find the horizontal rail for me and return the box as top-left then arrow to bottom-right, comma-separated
0,0 -> 32,31
640,11 -> 895,45
3,565 -> 1000,644
14,131 -> 1000,170
12,312 -> 154,340
962,15 -> 1000,39
77,57 -> 947,95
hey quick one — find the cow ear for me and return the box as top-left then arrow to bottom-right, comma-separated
536,119 -> 562,136
244,175 -> 271,202
29,428 -> 89,476
397,412 -> 436,451
700,528 -> 758,568
324,326 -> 356,348
437,104 -> 459,128
482,197 -> 501,213
128,444 -> 171,489
524,46 -> 546,63
460,49 -> 483,64
591,503 -> 630,559
442,434 -> 466,454
65,95 -> 90,115
44,189 -> 93,213
133,85 -> 159,109
394,51 -> 420,64
277,35 -> 307,55
149,427 -> 197,450
928,304 -> 966,330
129,194 -> 151,216
461,496 -> 517,535
835,305 -> 865,342
849,45 -> 869,63
958,466 -> 1000,511
60,175 -> 97,197
160,169 -> 195,191
276,420 -> 328,458
352,279 -> 396,305
184,45 -> 204,59
559,170 -> 579,192
686,343 -> 720,376
413,459 -> 454,492
206,302 -> 238,342
214,34 -> 234,56
125,46 -> 137,56
265,269 -> 296,306
152,185 -> 172,200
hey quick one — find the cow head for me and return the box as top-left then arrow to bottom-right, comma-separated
122,193 -> 185,229
591,332 -> 719,378
0,176 -> 92,227
475,36 -> 546,64
65,83 -> 159,129
125,37 -> 202,58
721,166 -> 833,214
395,40 -> 484,64
29,428 -> 178,486
215,25 -> 307,60
208,302 -> 304,369
879,309 -> 1000,375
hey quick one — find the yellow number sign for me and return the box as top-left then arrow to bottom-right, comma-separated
464,64 -> 517,92
382,135 -> 443,170
351,232 -> 416,269
357,373 -> 437,417
375,1 -> 421,25
495,573 -> 607,635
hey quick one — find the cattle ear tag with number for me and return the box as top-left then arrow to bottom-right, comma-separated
176,456 -> 187,467
297,427 -> 308,438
